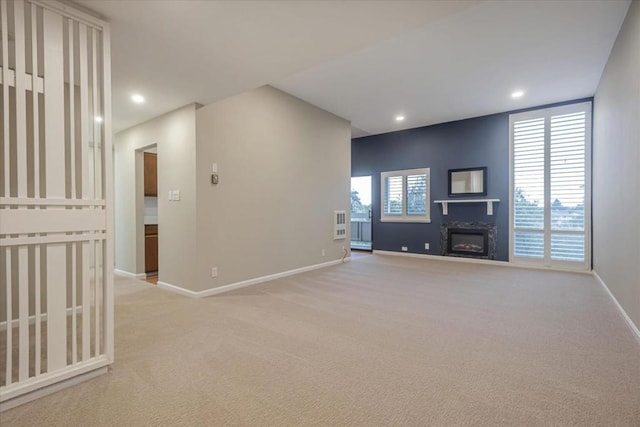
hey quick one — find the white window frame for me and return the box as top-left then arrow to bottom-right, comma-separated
509,102 -> 592,271
380,168 -> 431,223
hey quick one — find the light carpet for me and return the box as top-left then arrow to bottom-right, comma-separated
2,254 -> 639,426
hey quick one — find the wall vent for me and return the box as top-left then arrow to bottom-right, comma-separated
333,210 -> 347,240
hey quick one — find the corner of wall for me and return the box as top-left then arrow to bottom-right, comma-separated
114,104 -> 199,289
592,0 -> 640,330
193,86 -> 351,293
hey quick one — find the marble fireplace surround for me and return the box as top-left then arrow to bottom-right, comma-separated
441,221 -> 497,260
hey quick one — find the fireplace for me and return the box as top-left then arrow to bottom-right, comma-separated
448,228 -> 488,256
441,222 -> 497,260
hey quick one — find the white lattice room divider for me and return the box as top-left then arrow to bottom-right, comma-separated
0,0 -> 113,409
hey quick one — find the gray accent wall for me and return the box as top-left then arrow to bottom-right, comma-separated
353,113 -> 511,260
352,99 -> 594,262
593,0 -> 640,330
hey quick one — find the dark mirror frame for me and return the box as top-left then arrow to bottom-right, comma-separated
448,167 -> 487,197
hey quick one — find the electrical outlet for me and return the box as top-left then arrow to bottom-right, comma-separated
322,249 -> 325,257
425,243 -> 430,250
401,246 -> 408,252
211,267 -> 217,278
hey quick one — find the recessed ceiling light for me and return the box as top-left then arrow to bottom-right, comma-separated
95,116 -> 103,123
511,90 -> 525,99
395,115 -> 405,122
131,94 -> 145,104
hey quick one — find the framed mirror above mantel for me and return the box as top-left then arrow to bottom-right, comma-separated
448,167 -> 487,197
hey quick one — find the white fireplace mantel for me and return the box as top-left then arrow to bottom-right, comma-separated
434,199 -> 500,215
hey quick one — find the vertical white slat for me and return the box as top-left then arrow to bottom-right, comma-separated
79,23 -> 89,199
34,244 -> 41,376
18,243 -> 29,381
43,8 -> 67,372
68,20 -> 75,199
32,6 -> 42,375
90,28 -> 101,355
14,0 -> 27,196
81,240 -> 90,360
68,18 -> 78,365
91,28 -> 99,200
71,242 -> 77,364
18,245 -> 28,381
102,23 -> 114,363
1,0 -> 9,198
5,248 -> 12,385
14,0 -> 30,383
79,23 -> 91,361
94,240 -> 100,355
31,3 -> 40,199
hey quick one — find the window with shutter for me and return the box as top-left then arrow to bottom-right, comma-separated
510,102 -> 591,270
381,168 -> 430,222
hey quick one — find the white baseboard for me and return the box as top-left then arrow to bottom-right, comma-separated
592,271 -> 640,344
156,280 -> 199,297
373,250 -> 508,266
114,269 -> 146,279
372,250 -> 592,275
0,363 -> 109,411
158,257 -> 351,298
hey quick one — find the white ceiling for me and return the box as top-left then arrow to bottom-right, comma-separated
77,0 -> 630,136
275,0 -> 631,137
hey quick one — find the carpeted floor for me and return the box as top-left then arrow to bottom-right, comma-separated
2,255 -> 640,426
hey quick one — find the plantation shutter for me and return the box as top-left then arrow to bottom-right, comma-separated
550,112 -> 586,261
380,168 -> 431,222
510,102 -> 591,270
513,117 -> 545,258
406,174 -> 427,215
384,175 -> 403,215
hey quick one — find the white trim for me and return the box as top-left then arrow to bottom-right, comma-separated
114,269 -> 146,279
592,271 -> 640,345
372,250 -> 592,275
0,197 -> 105,206
380,168 -> 431,223
434,199 -> 500,216
158,258 -> 351,298
0,306 -> 84,331
0,362 -> 109,410
30,0 -> 106,30
509,101 -> 592,270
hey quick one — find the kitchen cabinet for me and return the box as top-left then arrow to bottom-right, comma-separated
145,224 -> 158,273
144,152 -> 157,196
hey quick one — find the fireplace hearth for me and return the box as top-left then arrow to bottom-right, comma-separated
441,222 -> 497,260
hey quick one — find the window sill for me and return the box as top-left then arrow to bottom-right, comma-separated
380,218 -> 431,223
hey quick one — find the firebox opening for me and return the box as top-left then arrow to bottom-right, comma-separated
441,222 -> 497,260
447,228 -> 489,257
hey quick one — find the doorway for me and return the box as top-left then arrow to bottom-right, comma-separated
351,176 -> 372,250
140,146 -> 159,284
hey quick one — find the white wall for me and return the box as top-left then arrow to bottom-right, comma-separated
114,104 -> 198,288
194,86 -> 351,292
593,1 -> 640,329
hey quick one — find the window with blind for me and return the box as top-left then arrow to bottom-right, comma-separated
509,102 -> 591,270
381,168 -> 430,222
